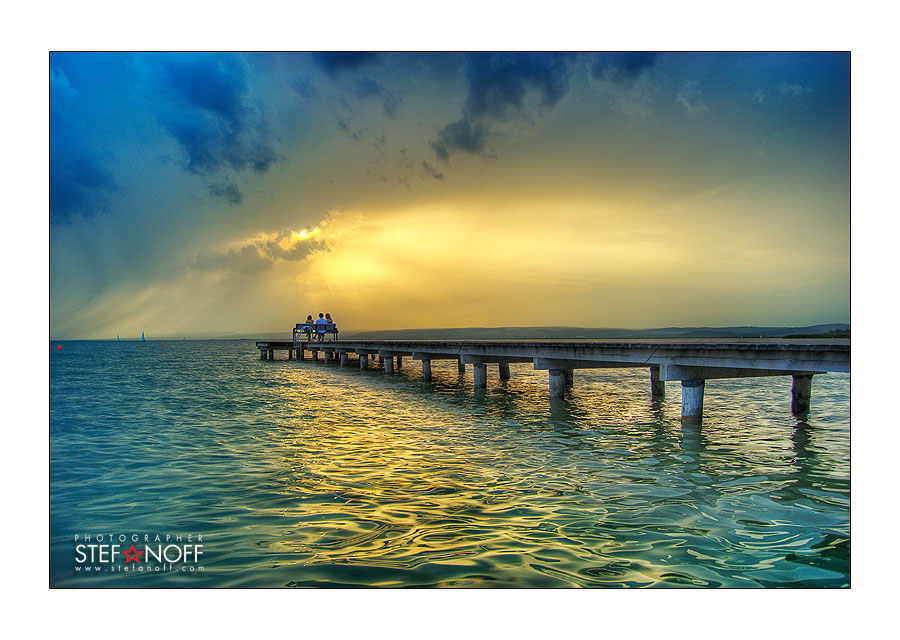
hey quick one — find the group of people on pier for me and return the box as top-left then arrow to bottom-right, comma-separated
302,313 -> 338,341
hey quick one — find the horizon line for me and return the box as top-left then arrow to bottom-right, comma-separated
49,321 -> 851,341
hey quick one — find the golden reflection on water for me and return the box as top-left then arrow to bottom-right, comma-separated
236,357 -> 850,587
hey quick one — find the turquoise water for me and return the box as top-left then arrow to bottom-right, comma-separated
50,340 -> 850,588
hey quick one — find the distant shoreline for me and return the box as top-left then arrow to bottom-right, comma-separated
50,323 -> 850,342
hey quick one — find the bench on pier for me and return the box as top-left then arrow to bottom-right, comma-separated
293,322 -> 339,344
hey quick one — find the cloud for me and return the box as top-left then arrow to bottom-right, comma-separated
50,66 -> 119,224
589,52 -> 661,115
430,52 -> 576,161
194,228 -> 328,275
463,52 -> 574,121
288,75 -> 318,99
676,81 -> 710,116
590,52 -> 660,83
779,82 -> 811,97
354,75 -> 400,117
421,160 -> 444,180
148,53 -> 280,178
430,118 -> 491,161
336,116 -> 360,141
312,52 -> 378,77
209,182 -> 243,205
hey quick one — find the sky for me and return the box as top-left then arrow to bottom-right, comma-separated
49,51 -> 850,338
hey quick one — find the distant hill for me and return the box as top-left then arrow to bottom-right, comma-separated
339,323 -> 850,340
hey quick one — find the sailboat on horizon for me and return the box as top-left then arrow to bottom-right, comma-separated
142,331 -> 145,342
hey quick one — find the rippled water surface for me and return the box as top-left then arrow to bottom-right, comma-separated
50,340 -> 850,587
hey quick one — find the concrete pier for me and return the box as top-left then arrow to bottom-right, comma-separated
792,374 -> 813,415
681,379 -> 705,424
473,363 -> 487,388
340,352 -> 349,366
650,365 -> 665,400
261,338 -> 849,422
549,369 -> 566,399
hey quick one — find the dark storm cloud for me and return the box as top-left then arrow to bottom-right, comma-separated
463,52 -> 575,120
312,52 -> 378,77
50,151 -> 119,224
430,52 -> 576,161
50,66 -> 119,224
590,52 -> 660,82
149,53 -> 280,178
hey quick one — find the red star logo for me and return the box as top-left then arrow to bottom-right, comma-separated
122,544 -> 144,564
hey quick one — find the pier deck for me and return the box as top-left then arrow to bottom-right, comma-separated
254,338 -> 849,423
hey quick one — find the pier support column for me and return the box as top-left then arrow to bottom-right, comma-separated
359,354 -> 368,370
650,365 -> 665,400
681,379 -> 705,424
312,350 -> 319,362
458,356 -> 465,374
549,369 -> 566,399
499,362 -> 510,381
260,349 -> 266,360
298,346 -> 305,361
324,352 -> 332,364
792,374 -> 813,415
384,356 -> 394,375
397,356 -> 403,370
564,368 -> 574,387
287,348 -> 293,360
340,352 -> 348,366
268,349 -> 275,360
422,359 -> 432,381
379,355 -> 384,364
473,363 -> 487,388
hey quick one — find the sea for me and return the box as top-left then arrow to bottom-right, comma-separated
49,339 -> 850,588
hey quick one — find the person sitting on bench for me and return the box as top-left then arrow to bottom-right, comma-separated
315,312 -> 327,341
325,313 -> 338,339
